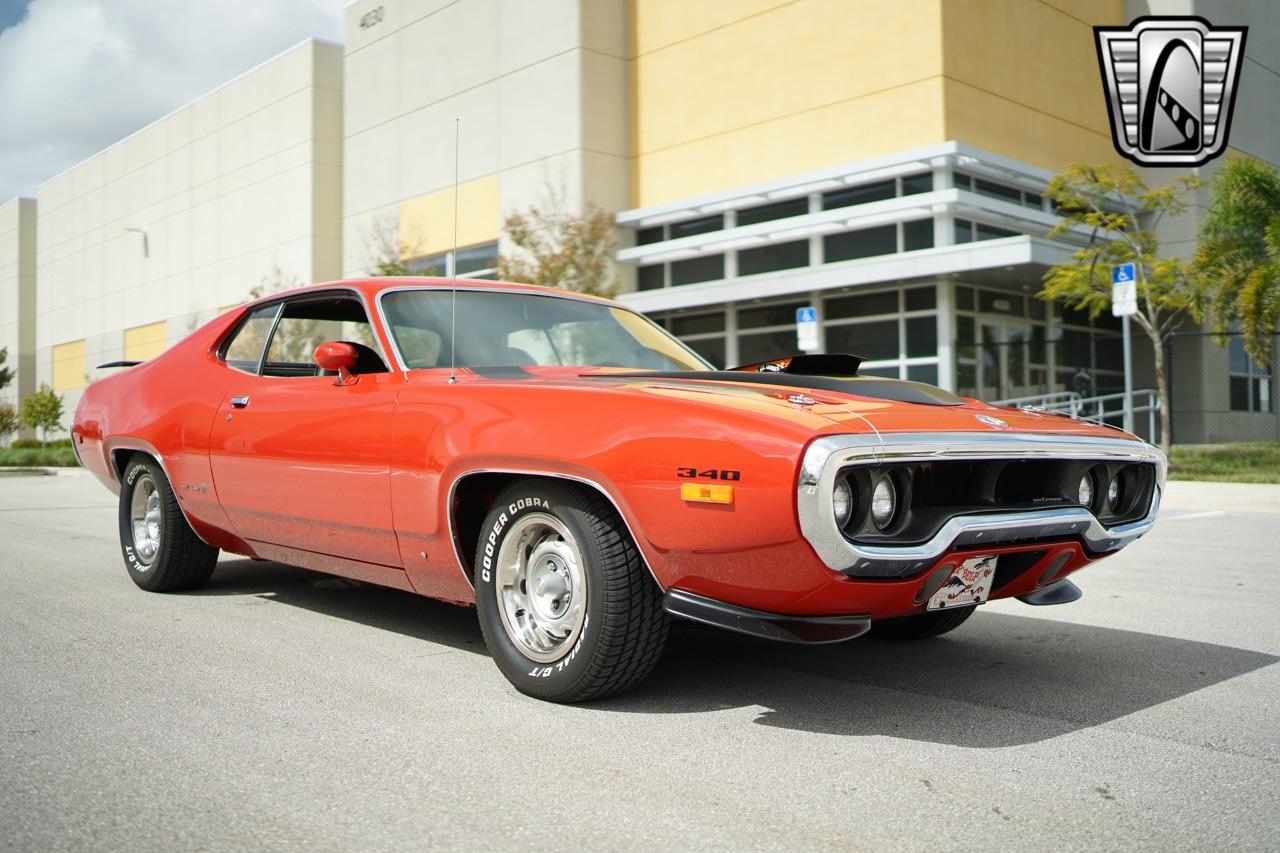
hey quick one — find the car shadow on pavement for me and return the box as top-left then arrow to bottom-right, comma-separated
196,559 -> 1276,747
602,617 -> 1278,746
194,558 -> 488,656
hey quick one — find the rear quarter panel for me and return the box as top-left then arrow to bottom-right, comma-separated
72,312 -> 248,552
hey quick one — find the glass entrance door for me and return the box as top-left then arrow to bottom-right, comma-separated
977,318 -> 1035,401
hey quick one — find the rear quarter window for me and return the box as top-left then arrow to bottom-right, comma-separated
222,306 -> 279,373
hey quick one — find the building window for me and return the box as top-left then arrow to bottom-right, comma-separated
976,222 -> 1018,241
637,265 -> 664,290
826,319 -> 899,361
652,286 -> 939,384
903,219 -> 933,251
905,316 -> 937,358
738,240 -> 809,276
738,330 -> 800,364
737,198 -> 807,226
826,290 -> 897,320
823,180 -> 894,210
904,286 -> 935,312
956,172 -> 1043,209
405,241 -> 498,279
669,214 -> 723,239
824,225 -> 896,263
1229,336 -> 1273,412
954,219 -> 1019,243
739,301 -> 807,330
662,310 -> 727,368
901,173 -> 933,195
670,254 -> 724,286
637,226 -> 664,245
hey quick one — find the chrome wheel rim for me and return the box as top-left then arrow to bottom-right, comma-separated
129,474 -> 162,568
494,513 -> 587,664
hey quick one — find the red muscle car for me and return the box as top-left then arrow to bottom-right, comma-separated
72,278 -> 1164,702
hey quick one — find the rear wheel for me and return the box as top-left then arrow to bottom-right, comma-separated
118,456 -> 218,592
872,605 -> 976,640
474,480 -> 668,702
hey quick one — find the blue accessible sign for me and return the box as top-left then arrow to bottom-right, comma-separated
1111,263 -> 1137,317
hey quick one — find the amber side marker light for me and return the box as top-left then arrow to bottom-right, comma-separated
680,483 -> 734,505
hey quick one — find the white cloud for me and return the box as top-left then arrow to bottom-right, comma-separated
0,0 -> 343,201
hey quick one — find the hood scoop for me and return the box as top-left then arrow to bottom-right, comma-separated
729,353 -> 866,376
585,352 -> 966,407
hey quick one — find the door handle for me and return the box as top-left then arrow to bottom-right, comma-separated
230,395 -> 250,409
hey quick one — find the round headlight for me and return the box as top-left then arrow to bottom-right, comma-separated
871,477 -> 897,529
1107,474 -> 1121,508
1077,472 -> 1094,507
832,477 -> 853,528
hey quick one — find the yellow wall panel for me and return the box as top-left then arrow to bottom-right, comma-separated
631,0 -> 789,56
399,175 -> 500,258
636,77 -> 947,207
630,0 -> 945,206
123,321 -> 169,362
939,0 -> 1124,170
52,340 -> 85,391
942,79 -> 1118,173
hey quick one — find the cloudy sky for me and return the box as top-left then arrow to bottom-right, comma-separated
0,0 -> 343,202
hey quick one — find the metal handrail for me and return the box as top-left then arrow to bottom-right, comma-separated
993,388 -> 1161,442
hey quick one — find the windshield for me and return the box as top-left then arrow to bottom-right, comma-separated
380,289 -> 711,371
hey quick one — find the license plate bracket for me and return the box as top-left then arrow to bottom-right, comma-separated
926,555 -> 998,611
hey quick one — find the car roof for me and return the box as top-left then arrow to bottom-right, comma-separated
242,277 -> 619,311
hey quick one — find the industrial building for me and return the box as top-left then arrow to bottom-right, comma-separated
3,0 -> 1278,443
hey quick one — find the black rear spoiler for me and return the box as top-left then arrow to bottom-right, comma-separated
97,360 -> 143,369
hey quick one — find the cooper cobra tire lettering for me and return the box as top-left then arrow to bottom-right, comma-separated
474,480 -> 669,703
117,457 -> 219,593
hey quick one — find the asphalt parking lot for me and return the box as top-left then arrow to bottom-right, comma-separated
1,471 -> 1277,851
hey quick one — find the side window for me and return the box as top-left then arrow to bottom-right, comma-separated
262,296 -> 388,377
223,305 -> 280,374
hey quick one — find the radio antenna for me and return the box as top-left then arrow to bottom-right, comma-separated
448,117 -> 460,384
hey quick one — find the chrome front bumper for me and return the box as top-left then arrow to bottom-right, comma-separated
797,431 -> 1167,576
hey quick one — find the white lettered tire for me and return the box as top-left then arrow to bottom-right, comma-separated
117,456 -> 219,592
474,480 -> 668,702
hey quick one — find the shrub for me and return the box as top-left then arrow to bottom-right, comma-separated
10,437 -> 72,449
0,446 -> 78,467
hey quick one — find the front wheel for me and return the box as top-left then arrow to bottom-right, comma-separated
118,456 -> 219,592
474,480 -> 668,702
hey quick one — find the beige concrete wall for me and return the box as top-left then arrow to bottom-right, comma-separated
0,198 -> 37,431
341,0 -> 629,277
35,39 -> 344,415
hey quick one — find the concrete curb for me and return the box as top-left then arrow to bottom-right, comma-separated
0,466 -> 90,477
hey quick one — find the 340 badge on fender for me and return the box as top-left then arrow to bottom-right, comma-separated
676,467 -> 741,481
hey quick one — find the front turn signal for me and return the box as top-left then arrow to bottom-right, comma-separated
680,483 -> 734,505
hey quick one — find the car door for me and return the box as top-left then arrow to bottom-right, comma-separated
207,292 -> 403,567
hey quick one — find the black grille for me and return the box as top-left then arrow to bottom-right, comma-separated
835,459 -> 1157,547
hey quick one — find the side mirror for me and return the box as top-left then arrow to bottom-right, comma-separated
314,341 -> 357,386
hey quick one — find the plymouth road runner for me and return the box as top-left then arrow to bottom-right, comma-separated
72,278 -> 1164,702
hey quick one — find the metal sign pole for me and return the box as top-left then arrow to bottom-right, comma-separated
1111,262 -> 1137,435
1122,313 -> 1134,433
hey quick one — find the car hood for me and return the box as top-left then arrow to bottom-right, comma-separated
566,369 -> 1133,441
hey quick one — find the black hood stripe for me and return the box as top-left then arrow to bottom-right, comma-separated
581,371 -> 965,407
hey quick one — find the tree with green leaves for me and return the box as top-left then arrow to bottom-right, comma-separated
0,346 -> 13,392
0,401 -> 18,448
21,383 -> 64,447
1195,157 -> 1280,367
497,199 -> 618,298
1040,163 -> 1208,454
